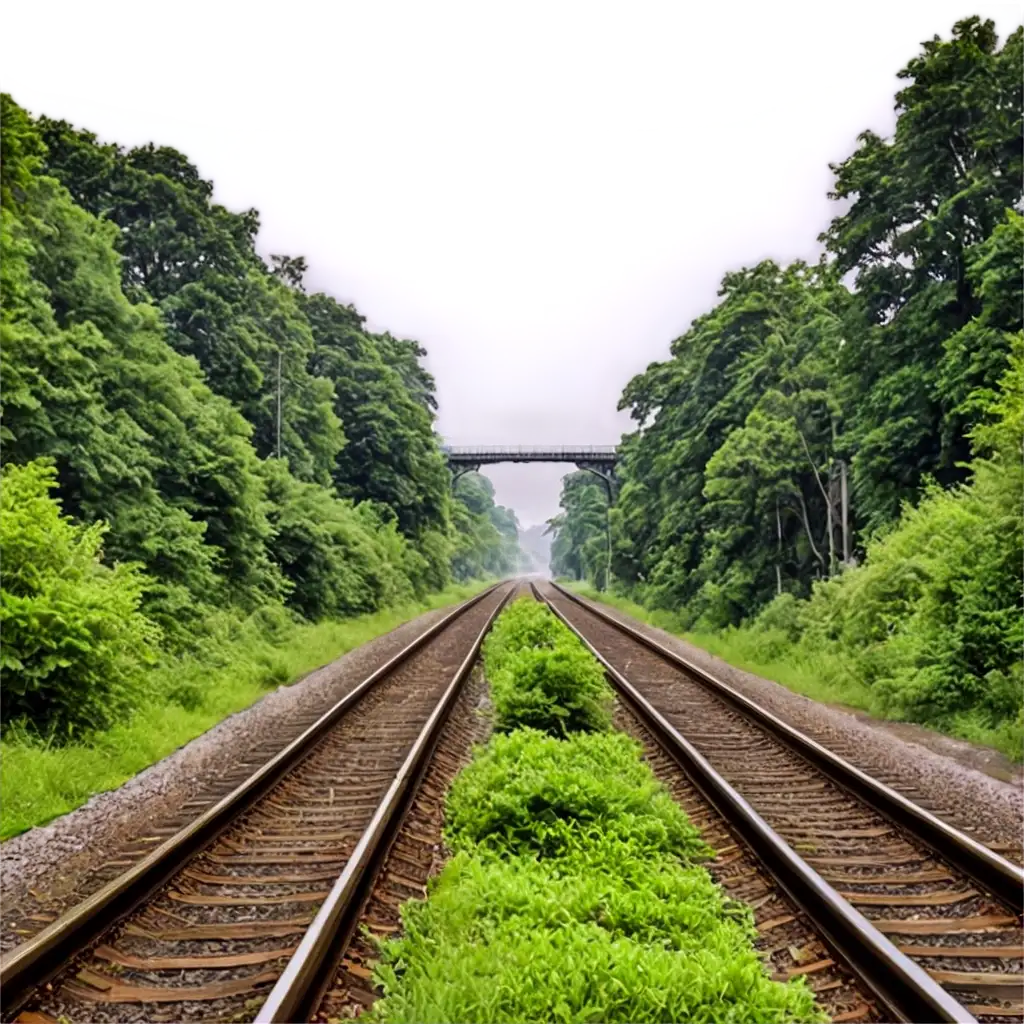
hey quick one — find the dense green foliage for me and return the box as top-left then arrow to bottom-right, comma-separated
550,19 -> 1023,749
369,602 -> 822,1024
1,93 -> 519,740
548,471 -> 612,587
482,598 -> 612,735
0,462 -> 159,733
445,729 -> 705,862
451,472 -> 524,580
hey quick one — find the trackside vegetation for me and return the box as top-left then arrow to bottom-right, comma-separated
0,93 -> 519,836
483,599 -> 613,736
367,599 -> 823,1023
548,18 -> 1023,760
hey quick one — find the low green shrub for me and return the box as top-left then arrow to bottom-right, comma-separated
483,598 -> 613,736
370,853 -> 820,1024
446,729 -> 709,862
482,597 -> 568,671
0,461 -> 161,737
491,645 -> 613,736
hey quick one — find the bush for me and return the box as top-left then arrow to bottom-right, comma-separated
491,645 -> 613,736
0,460 -> 161,736
482,598 -> 567,670
370,854 -> 820,1024
483,599 -> 613,736
445,729 -> 710,862
262,459 -> 423,620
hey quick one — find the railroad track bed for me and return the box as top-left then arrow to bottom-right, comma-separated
1,604 -> 469,957
313,667 -> 491,1022
6,586 -> 511,1024
4,579 -> 1021,1023
539,582 -> 1024,1022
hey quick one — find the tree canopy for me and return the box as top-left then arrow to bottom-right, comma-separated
547,19 -> 1022,744
1,92 -> 518,735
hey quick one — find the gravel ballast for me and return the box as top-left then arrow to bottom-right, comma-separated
0,600 -> 459,949
576,593 -> 1023,856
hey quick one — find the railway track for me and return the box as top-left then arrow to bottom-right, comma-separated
537,580 -> 1024,1024
1,582 -> 514,1024
4,578 -> 1020,1023
611,697 -> 884,1023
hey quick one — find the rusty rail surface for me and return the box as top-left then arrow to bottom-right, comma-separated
0,583 -> 510,1021
537,582 -> 1024,1023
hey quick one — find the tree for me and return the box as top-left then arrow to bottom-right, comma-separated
547,472 -> 610,588
36,119 -> 344,484
822,18 -> 1022,529
451,472 -> 521,580
303,293 -> 449,537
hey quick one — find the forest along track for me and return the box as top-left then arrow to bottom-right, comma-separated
2,583 -> 514,1024
538,582 -> 1024,1024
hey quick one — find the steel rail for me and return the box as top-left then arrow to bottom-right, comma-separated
255,586 -> 512,1022
550,581 -> 1023,911
534,584 -> 972,1024
0,583 -> 505,1014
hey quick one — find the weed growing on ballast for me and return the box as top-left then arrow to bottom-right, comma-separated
483,597 -> 612,736
445,729 -> 710,862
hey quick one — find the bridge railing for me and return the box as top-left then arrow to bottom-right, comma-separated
444,445 -> 617,461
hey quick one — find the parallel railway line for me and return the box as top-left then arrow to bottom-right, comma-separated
1,583 -> 514,1024
2,577 -> 1019,1023
537,580 -> 1024,1024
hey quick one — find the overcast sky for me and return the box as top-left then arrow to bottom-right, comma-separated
5,2 -> 1021,527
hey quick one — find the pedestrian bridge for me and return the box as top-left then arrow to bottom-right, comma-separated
444,445 -> 617,466
443,446 -> 618,489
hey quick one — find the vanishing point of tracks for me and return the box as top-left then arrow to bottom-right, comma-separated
535,581 -> 1024,1024
2,577 -> 1021,1023
2,583 -> 514,1024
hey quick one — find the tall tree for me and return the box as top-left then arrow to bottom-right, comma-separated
822,18 -> 1023,529
36,120 -> 344,485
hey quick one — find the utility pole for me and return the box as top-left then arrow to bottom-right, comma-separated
775,495 -> 783,596
840,458 -> 850,564
276,349 -> 283,459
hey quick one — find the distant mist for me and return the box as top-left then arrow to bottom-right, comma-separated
518,523 -> 552,575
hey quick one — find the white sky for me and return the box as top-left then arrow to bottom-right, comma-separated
5,2 -> 1021,527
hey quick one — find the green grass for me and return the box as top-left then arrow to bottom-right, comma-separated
568,583 -> 1021,762
0,581 -> 491,840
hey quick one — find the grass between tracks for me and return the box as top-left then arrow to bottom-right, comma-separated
0,581 -> 491,841
366,598 -> 823,1024
568,583 -> 1023,763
